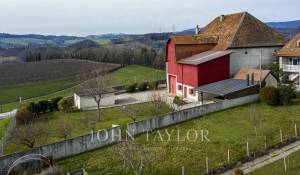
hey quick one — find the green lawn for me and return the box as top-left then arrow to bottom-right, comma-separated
4,102 -> 171,154
249,149 -> 300,175
0,118 -> 11,138
0,65 -> 166,113
58,100 -> 300,175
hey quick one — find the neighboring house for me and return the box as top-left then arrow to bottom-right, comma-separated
277,32 -> 300,91
74,92 -> 115,109
166,11 -> 286,101
234,68 -> 278,88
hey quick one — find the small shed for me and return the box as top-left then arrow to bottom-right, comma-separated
74,88 -> 116,109
234,68 -> 278,88
194,79 -> 260,101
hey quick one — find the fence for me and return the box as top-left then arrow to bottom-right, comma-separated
127,94 -> 260,136
0,126 -> 121,171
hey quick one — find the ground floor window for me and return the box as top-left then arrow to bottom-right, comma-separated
189,88 -> 195,96
177,85 -> 182,90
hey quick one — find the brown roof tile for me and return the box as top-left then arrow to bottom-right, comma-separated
277,32 -> 300,57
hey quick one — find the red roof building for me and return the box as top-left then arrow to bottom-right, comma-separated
166,12 -> 286,101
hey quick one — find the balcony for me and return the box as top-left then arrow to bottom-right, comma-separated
282,64 -> 300,72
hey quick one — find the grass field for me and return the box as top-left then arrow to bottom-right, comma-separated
0,65 -> 166,112
0,118 -> 11,138
4,102 -> 171,154
57,99 -> 300,175
250,149 -> 300,175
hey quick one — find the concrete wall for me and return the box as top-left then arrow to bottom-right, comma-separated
0,126 -> 121,170
230,47 -> 280,76
74,93 -> 115,109
127,94 -> 259,136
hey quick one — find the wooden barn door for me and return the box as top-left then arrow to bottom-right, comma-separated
168,75 -> 176,94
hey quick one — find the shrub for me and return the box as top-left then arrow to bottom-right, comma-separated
278,85 -> 295,105
58,97 -> 74,113
16,106 -> 33,125
234,168 -> 244,175
138,82 -> 148,91
149,81 -> 159,90
38,100 -> 49,113
51,97 -> 63,111
125,83 -> 137,93
173,96 -> 185,106
260,86 -> 279,106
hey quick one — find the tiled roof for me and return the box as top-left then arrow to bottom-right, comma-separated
234,68 -> 271,81
169,12 -> 286,57
177,50 -> 233,65
277,32 -> 300,57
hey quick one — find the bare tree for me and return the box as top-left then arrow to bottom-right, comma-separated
114,140 -> 158,175
78,69 -> 112,121
56,119 -> 72,139
121,105 -> 143,122
84,115 -> 98,132
249,105 -> 263,136
148,91 -> 166,116
11,123 -> 47,148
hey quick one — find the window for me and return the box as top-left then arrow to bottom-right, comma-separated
177,85 -> 182,90
189,89 -> 195,96
297,40 -> 300,48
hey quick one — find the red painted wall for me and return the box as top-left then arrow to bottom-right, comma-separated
166,40 -> 230,89
198,55 -> 230,86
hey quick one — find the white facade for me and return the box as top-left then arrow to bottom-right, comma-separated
74,93 -> 116,109
230,47 -> 280,76
279,56 -> 300,91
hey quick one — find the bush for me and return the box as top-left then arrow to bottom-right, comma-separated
260,86 -> 279,106
234,168 -> 244,175
38,100 -> 49,113
278,85 -> 295,105
58,97 -> 74,113
125,83 -> 137,93
51,97 -> 63,111
138,82 -> 148,91
173,96 -> 185,106
149,81 -> 159,90
16,106 -> 33,125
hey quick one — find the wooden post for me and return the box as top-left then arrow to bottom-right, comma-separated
181,166 -> 185,175
246,142 -> 250,157
295,124 -> 298,137
206,157 -> 209,173
201,92 -> 204,105
284,156 -> 287,172
19,97 -> 22,104
227,149 -> 230,163
280,129 -> 283,143
264,136 -> 267,149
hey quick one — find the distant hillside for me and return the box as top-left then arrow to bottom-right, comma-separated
266,20 -> 300,29
68,39 -> 99,49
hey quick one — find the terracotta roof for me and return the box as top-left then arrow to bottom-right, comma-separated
203,12 -> 286,50
277,32 -> 300,57
169,12 -> 286,55
234,68 -> 271,81
177,50 -> 233,65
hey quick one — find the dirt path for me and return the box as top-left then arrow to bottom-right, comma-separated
221,139 -> 300,175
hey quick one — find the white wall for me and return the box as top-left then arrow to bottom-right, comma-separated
74,93 -> 115,109
265,74 -> 278,88
230,47 -> 280,76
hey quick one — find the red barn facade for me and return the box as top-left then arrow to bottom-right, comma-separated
166,12 -> 286,101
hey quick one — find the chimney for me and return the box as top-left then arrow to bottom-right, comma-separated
195,25 -> 200,35
220,15 -> 225,22
246,74 -> 250,86
251,73 -> 255,85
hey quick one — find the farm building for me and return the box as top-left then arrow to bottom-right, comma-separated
277,32 -> 300,91
166,11 -> 285,101
74,91 -> 116,109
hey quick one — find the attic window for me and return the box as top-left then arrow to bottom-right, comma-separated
297,40 -> 300,48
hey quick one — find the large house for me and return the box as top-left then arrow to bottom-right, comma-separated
166,12 -> 286,101
277,32 -> 300,91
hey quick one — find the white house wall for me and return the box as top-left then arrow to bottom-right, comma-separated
265,74 -> 278,88
74,93 -> 115,109
230,47 -> 280,76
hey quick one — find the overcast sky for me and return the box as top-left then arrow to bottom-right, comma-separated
0,0 -> 299,36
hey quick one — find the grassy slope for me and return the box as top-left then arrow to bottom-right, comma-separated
249,149 -> 300,175
0,118 -> 11,138
0,79 -> 76,104
0,65 -> 166,112
5,102 -> 171,154
58,100 -> 300,175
